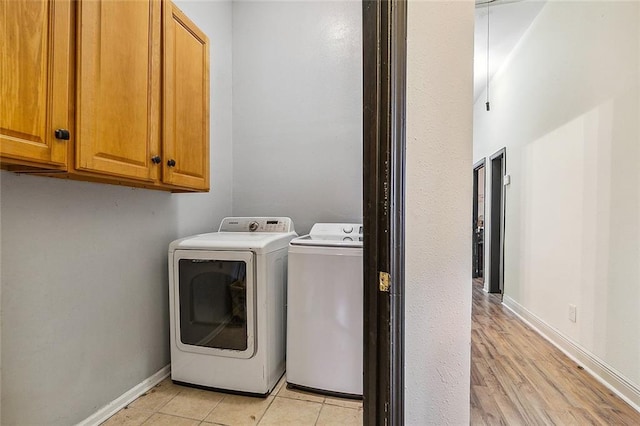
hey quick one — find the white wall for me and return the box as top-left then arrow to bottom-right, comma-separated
474,0 -> 640,401
0,1 -> 233,423
405,1 -> 474,423
231,1 -> 363,235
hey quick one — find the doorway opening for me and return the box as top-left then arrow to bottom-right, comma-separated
472,159 -> 486,282
488,148 -> 505,294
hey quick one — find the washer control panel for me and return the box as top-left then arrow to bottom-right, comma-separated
219,217 -> 294,233
309,223 -> 363,239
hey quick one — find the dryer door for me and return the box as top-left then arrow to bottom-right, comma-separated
173,250 -> 256,359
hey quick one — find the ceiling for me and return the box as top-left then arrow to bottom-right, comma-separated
474,0 -> 546,102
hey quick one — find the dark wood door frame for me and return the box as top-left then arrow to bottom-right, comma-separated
472,159 -> 486,279
362,0 -> 407,424
489,148 -> 506,295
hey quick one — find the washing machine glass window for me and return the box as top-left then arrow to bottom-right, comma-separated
173,250 -> 256,359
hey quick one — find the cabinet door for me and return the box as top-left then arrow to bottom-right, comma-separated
76,0 -> 161,182
163,3 -> 210,191
0,0 -> 72,169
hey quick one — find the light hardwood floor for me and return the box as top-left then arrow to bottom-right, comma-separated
471,279 -> 640,425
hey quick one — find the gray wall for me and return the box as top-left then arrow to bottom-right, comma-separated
1,2 -> 479,423
231,1 -> 363,235
0,1 -> 233,424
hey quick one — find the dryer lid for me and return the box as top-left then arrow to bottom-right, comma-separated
170,232 -> 297,254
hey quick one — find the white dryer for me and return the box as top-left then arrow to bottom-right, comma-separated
168,217 -> 296,396
286,223 -> 363,397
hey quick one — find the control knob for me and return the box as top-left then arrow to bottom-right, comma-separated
343,226 -> 353,233
249,221 -> 259,232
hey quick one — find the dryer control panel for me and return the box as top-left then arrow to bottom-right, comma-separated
219,217 -> 294,233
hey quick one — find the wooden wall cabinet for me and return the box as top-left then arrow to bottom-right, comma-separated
0,0 -> 210,193
0,0 -> 72,171
76,0 -> 162,183
163,3 -> 210,191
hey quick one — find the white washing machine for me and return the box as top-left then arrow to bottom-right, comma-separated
286,223 -> 363,397
168,217 -> 296,396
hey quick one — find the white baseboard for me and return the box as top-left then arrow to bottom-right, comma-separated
76,365 -> 171,426
502,295 -> 640,413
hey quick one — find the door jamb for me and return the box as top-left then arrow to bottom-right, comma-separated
488,148 -> 506,296
362,0 -> 407,424
472,158 -> 486,279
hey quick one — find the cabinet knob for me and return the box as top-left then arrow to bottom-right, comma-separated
54,129 -> 70,140
167,159 -> 176,167
151,155 -> 161,164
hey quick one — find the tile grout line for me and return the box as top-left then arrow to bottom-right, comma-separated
200,392 -> 227,423
255,394 -> 278,425
144,410 -> 216,424
313,400 -> 327,426
275,394 -> 325,403
255,376 -> 288,425
131,383 -> 183,425
122,377 -> 362,426
153,384 -> 183,414
148,384 -> 224,424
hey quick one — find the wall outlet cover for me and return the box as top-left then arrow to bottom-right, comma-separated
569,304 -> 577,322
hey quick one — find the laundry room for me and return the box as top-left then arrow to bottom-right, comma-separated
0,0 -> 362,424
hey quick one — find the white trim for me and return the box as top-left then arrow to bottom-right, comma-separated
502,296 -> 640,413
76,365 -> 171,426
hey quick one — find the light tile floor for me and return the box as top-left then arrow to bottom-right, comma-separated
102,376 -> 362,426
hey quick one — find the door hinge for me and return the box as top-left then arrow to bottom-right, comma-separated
379,271 -> 391,292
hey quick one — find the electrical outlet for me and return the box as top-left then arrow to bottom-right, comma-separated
569,304 -> 577,322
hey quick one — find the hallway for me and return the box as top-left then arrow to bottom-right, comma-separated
470,280 -> 640,425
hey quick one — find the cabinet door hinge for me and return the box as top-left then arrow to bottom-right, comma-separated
379,271 -> 391,292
